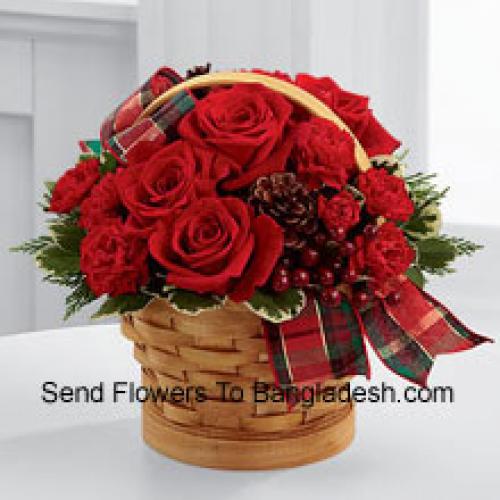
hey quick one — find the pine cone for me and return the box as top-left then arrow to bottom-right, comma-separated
250,173 -> 318,250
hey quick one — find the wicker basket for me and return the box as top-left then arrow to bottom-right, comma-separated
121,71 -> 370,469
122,299 -> 354,469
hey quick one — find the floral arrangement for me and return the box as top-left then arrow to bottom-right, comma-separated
14,65 -> 490,388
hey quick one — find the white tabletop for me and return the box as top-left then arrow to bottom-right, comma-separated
0,314 -> 498,500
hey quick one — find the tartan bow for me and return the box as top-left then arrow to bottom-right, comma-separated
263,277 -> 491,391
99,67 -> 195,164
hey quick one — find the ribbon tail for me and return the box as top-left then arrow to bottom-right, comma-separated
263,298 -> 369,408
361,300 -> 433,387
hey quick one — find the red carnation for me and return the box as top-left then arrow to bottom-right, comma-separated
318,190 -> 360,232
295,74 -> 400,157
116,141 -> 232,225
292,117 -> 355,189
80,222 -> 149,297
149,197 -> 283,300
178,84 -> 293,190
358,168 -> 414,222
49,158 -> 100,213
79,173 -> 125,230
363,222 -> 415,285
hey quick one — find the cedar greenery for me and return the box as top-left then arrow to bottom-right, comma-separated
402,169 -> 482,283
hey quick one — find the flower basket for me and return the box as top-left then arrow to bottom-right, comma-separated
14,65 -> 491,471
122,298 -> 353,469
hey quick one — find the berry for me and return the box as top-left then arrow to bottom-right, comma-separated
330,226 -> 346,242
275,265 -> 290,277
353,290 -> 371,308
319,286 -> 342,307
331,258 -> 343,273
341,268 -> 358,284
363,224 -> 378,238
280,256 -> 294,268
386,291 -> 401,305
301,247 -> 320,267
340,241 -> 356,256
319,267 -> 335,286
272,272 -> 291,292
292,268 -> 310,287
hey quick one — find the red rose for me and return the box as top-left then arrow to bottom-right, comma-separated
363,222 -> 415,285
80,222 -> 149,297
79,173 -> 125,230
178,84 -> 293,190
358,168 -> 414,222
295,74 -> 400,157
149,197 -> 284,299
116,141 -> 232,224
49,158 -> 100,213
318,190 -> 360,232
292,117 -> 355,189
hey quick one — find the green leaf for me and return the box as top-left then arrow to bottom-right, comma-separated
10,235 -> 53,255
245,288 -> 306,323
92,294 -> 151,319
406,266 -> 426,289
99,151 -> 118,176
416,237 -> 456,272
64,281 -> 96,320
36,245 -> 80,276
165,289 -> 224,315
49,222 -> 85,253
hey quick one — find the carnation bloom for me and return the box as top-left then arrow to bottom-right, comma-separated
49,158 -> 100,213
318,190 -> 360,232
358,168 -> 414,222
364,222 -> 415,285
292,117 -> 355,190
80,223 -> 149,297
79,173 -> 125,230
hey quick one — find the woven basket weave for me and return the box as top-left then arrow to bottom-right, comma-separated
122,299 -> 354,469
121,71 -> 369,469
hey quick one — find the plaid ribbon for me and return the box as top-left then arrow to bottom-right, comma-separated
99,67 -> 195,163
263,278 -> 491,395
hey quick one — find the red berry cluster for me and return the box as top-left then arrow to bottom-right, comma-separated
270,219 -> 382,307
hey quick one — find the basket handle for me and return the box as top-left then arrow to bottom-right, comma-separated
139,71 -> 371,172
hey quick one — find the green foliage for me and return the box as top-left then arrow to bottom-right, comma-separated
64,280 -> 96,320
99,151 -> 118,176
49,221 -> 85,253
414,235 -> 482,276
164,289 -> 224,315
36,245 -> 80,276
39,180 -> 56,211
10,235 -> 53,255
406,266 -> 426,288
92,294 -> 151,319
246,288 -> 306,323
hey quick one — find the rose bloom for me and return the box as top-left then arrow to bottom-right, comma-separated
79,173 -> 125,230
358,168 -> 414,222
49,158 -> 100,213
178,84 -> 293,190
362,222 -> 415,285
318,190 -> 360,232
116,140 -> 232,225
149,197 -> 283,300
80,222 -> 149,297
292,117 -> 355,189
295,74 -> 400,157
